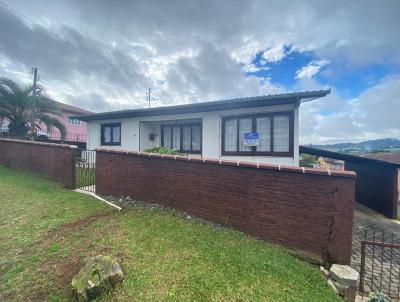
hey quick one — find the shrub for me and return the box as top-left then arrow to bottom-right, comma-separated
368,292 -> 392,302
299,154 -> 318,167
145,146 -> 183,155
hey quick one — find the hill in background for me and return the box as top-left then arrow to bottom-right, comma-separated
305,138 -> 400,154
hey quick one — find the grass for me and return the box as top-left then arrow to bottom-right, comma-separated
0,165 -> 341,302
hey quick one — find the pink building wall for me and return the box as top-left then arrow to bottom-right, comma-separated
37,101 -> 91,142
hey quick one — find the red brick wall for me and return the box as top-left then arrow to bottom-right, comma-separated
96,149 -> 356,264
0,138 -> 76,188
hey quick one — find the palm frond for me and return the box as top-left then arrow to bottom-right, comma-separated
37,114 -> 66,139
36,95 -> 62,116
0,78 -> 24,95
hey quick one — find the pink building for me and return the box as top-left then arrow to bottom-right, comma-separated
37,101 -> 92,143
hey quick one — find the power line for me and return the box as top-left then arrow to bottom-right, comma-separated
0,37 -> 57,89
0,0 -> 109,69
0,1 -> 91,61
0,37 -> 30,71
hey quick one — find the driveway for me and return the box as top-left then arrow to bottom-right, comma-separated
351,203 -> 400,300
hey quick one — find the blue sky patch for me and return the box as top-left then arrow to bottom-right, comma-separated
247,49 -> 315,86
246,49 -> 399,99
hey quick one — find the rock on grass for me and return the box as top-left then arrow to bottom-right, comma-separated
71,255 -> 123,301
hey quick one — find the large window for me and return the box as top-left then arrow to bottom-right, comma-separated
101,123 -> 121,146
222,112 -> 293,156
161,123 -> 202,153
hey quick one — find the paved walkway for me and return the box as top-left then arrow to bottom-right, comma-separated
351,204 -> 400,300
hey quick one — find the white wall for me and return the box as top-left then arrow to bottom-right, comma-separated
139,122 -> 161,150
87,103 -> 300,166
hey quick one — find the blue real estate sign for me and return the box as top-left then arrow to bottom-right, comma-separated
243,132 -> 259,146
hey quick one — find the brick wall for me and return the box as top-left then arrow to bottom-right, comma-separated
0,138 -> 76,188
96,149 -> 356,264
345,161 -> 398,219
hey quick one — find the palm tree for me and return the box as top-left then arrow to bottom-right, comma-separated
0,77 -> 66,139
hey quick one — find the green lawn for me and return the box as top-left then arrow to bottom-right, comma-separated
0,165 -> 341,302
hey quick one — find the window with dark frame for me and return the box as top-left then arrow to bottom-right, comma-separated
161,123 -> 202,154
67,116 -> 81,126
222,111 -> 293,156
101,123 -> 121,146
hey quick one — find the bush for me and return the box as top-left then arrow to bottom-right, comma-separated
368,292 -> 392,302
299,154 -> 318,167
145,146 -> 183,155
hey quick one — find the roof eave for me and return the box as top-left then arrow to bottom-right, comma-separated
75,89 -> 331,122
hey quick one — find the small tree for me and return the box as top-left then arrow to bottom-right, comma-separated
299,153 -> 318,167
0,77 -> 65,139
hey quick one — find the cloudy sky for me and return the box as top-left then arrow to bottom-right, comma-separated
0,0 -> 399,144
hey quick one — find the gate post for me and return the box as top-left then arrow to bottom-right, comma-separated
359,241 -> 366,294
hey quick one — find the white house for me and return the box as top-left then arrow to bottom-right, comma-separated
76,90 -> 330,166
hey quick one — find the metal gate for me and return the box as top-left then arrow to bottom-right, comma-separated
75,149 -> 96,193
359,229 -> 400,301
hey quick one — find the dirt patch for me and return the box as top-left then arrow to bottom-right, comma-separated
29,288 -> 47,302
17,211 -> 115,258
54,246 -> 113,290
47,211 -> 115,239
14,212 -> 121,301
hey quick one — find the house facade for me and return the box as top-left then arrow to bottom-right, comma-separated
0,101 -> 91,143
315,157 -> 345,171
77,90 -> 330,166
38,101 -> 91,142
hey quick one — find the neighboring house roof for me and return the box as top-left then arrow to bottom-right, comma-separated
364,152 -> 400,164
300,146 -> 400,168
53,100 -> 92,115
74,89 -> 330,122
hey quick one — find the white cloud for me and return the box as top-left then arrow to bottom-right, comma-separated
262,45 -> 288,63
300,75 -> 400,144
1,0 -> 400,142
296,59 -> 330,79
242,63 -> 270,73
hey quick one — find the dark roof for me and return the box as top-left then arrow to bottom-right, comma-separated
300,146 -> 400,168
74,89 -> 330,121
53,100 -> 92,115
364,152 -> 400,164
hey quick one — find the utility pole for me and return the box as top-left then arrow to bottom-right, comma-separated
146,87 -> 152,108
30,67 -> 38,141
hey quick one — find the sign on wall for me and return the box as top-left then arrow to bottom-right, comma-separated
243,132 -> 259,146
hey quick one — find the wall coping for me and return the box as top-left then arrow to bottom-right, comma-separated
96,148 -> 357,179
0,138 -> 77,149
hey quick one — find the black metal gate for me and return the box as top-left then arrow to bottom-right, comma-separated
359,229 -> 400,301
75,149 -> 96,193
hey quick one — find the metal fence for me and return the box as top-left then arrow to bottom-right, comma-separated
75,149 -> 96,193
359,228 -> 400,301
41,130 -> 87,142
0,130 -> 86,143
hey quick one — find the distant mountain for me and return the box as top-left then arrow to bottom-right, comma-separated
306,138 -> 400,153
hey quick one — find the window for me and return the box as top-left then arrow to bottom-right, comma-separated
222,112 -> 293,156
161,123 -> 202,153
68,117 -> 81,126
101,123 -> 121,146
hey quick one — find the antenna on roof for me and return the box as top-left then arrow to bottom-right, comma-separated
145,87 -> 158,108
146,88 -> 151,108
